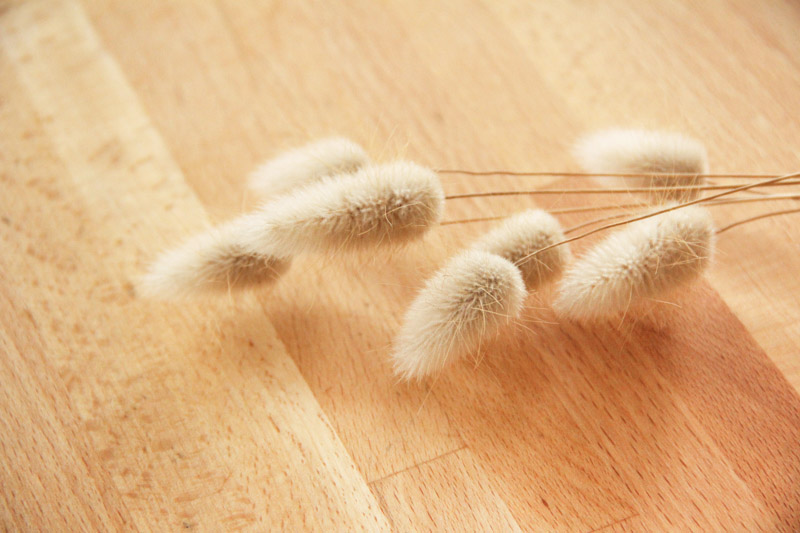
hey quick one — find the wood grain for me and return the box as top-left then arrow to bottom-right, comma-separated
1,1 -> 387,530
370,448 -> 524,532
484,0 -> 800,388
2,0 -> 800,530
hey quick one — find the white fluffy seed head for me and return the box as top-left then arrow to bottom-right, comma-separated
392,250 -> 527,381
575,129 -> 709,202
474,209 -> 571,291
248,137 -> 369,198
139,215 -> 291,299
553,206 -> 714,320
245,160 -> 445,256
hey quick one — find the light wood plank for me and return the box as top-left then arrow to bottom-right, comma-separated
483,0 -> 800,390
0,286 -> 133,532
371,448 -> 525,532
80,0 -> 800,530
3,0 -> 800,530
0,1 -> 389,530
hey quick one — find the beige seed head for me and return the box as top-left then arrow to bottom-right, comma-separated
139,214 -> 291,299
553,206 -> 714,320
245,160 -> 445,256
473,209 -> 571,291
248,137 -> 368,198
392,250 -> 527,381
575,129 -> 709,202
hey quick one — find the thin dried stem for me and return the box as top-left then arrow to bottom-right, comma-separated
439,215 -> 508,226
562,193 -> 800,234
564,213 -> 631,234
716,207 -> 800,234
512,171 -> 800,266
440,193 -> 800,226
436,169 -> 777,179
440,202 -> 646,227
444,180 -> 800,200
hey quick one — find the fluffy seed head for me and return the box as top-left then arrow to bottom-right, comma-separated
139,215 -> 291,299
248,137 -> 368,198
392,250 -> 527,381
474,209 -> 571,290
245,161 -> 445,256
575,129 -> 709,202
554,206 -> 714,320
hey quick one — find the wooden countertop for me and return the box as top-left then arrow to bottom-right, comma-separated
2,0 -> 799,530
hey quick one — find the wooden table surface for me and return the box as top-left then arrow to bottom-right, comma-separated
2,1 -> 800,531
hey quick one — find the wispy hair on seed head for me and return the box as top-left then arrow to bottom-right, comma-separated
392,250 -> 526,381
248,137 -> 369,198
474,209 -> 571,291
139,215 -> 291,300
553,206 -> 714,320
575,129 -> 709,202
244,160 -> 445,257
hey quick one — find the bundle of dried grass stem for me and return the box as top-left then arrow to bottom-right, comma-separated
141,130 -> 800,380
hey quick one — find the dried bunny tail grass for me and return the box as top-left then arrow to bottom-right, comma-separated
246,160 -> 445,256
553,206 -> 714,320
392,250 -> 526,381
473,209 -> 571,291
139,215 -> 291,299
247,137 -> 369,198
575,129 -> 709,202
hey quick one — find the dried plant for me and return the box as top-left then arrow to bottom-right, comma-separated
391,250 -> 526,381
473,209 -> 570,291
142,160 -> 443,297
248,137 -> 368,198
553,206 -> 715,320
141,131 -> 800,381
242,160 -> 444,256
574,129 -> 708,202
140,215 -> 291,299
